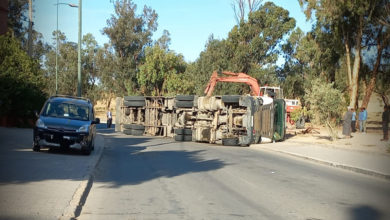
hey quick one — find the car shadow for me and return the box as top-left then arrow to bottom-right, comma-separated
0,127 -> 226,186
349,205 -> 383,220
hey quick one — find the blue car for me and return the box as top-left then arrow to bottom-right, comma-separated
33,95 -> 100,155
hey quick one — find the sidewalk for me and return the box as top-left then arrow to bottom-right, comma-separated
251,129 -> 390,180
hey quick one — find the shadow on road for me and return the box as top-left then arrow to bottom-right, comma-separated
96,123 -> 116,134
0,126 -> 226,187
94,134 -> 226,187
349,205 -> 383,220
0,125 -> 112,184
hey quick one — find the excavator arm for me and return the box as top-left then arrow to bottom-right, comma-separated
204,71 -> 260,96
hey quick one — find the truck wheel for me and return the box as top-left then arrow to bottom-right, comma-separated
124,100 -> 145,107
129,124 -> 145,130
222,137 -> 239,146
175,101 -> 193,108
222,95 -> 241,104
183,135 -> 192,142
174,134 -> 184,141
124,96 -> 145,101
123,129 -> 132,135
131,129 -> 144,136
176,95 -> 194,101
183,128 -> 192,135
123,124 -> 132,129
174,128 -> 184,135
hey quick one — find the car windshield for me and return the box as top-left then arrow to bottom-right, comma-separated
42,101 -> 89,121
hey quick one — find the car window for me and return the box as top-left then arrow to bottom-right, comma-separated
43,101 -> 89,121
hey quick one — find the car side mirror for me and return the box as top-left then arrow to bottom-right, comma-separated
93,118 -> 100,124
34,110 -> 39,118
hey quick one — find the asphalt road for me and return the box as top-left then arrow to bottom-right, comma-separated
79,133 -> 390,220
0,127 -> 104,220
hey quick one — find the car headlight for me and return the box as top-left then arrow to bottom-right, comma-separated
36,119 -> 47,129
77,125 -> 89,133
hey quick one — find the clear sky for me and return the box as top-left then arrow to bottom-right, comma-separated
34,0 -> 313,62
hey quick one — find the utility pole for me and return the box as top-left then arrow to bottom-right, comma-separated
54,2 -> 77,95
77,0 -> 82,97
56,0 -> 59,94
28,0 -> 33,56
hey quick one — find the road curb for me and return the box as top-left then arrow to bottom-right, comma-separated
254,147 -> 390,181
59,134 -> 105,220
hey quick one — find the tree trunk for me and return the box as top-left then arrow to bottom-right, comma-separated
382,94 -> 389,107
362,46 -> 383,108
361,26 -> 387,108
349,16 -> 363,108
344,40 -> 352,88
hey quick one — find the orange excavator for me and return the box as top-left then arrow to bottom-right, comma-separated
204,71 -> 260,96
204,70 -> 300,125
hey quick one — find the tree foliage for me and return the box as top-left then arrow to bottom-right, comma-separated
137,45 -> 189,96
305,78 -> 345,140
299,0 -> 389,108
188,2 -> 295,96
0,34 -> 47,119
102,0 -> 158,95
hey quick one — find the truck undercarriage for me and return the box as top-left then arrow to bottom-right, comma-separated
117,94 -> 284,146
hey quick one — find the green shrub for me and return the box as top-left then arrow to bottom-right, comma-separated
0,34 -> 47,122
305,79 -> 345,140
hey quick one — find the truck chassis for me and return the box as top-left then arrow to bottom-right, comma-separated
117,95 -> 284,146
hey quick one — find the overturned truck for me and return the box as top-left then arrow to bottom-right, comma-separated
116,94 -> 286,146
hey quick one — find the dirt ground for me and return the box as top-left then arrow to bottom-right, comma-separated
285,123 -> 390,155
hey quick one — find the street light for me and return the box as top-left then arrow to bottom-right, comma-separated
55,1 -> 78,95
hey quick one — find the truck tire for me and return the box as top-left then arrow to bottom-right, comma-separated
183,135 -> 192,142
175,101 -> 193,108
176,95 -> 194,101
222,137 -> 239,146
124,96 -> 145,101
174,128 -> 184,135
123,129 -> 132,135
174,134 -> 183,141
222,95 -> 241,104
183,128 -> 192,135
129,124 -> 145,130
131,129 -> 144,136
123,124 -> 132,129
124,100 -> 145,107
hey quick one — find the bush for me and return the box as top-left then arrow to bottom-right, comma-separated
0,34 -> 47,125
305,79 -> 345,140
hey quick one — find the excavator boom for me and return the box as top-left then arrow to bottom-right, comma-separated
204,71 -> 260,96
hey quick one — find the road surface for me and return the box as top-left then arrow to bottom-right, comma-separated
79,133 -> 390,220
0,127 -> 103,220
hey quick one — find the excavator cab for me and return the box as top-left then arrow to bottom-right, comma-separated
259,86 -> 283,99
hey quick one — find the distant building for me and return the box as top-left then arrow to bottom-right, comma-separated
0,0 -> 8,35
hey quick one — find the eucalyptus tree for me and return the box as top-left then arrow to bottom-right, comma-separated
137,45 -> 189,96
299,0 -> 389,108
102,0 -> 158,95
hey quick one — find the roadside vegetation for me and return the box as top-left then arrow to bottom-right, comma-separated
1,0 -> 389,132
